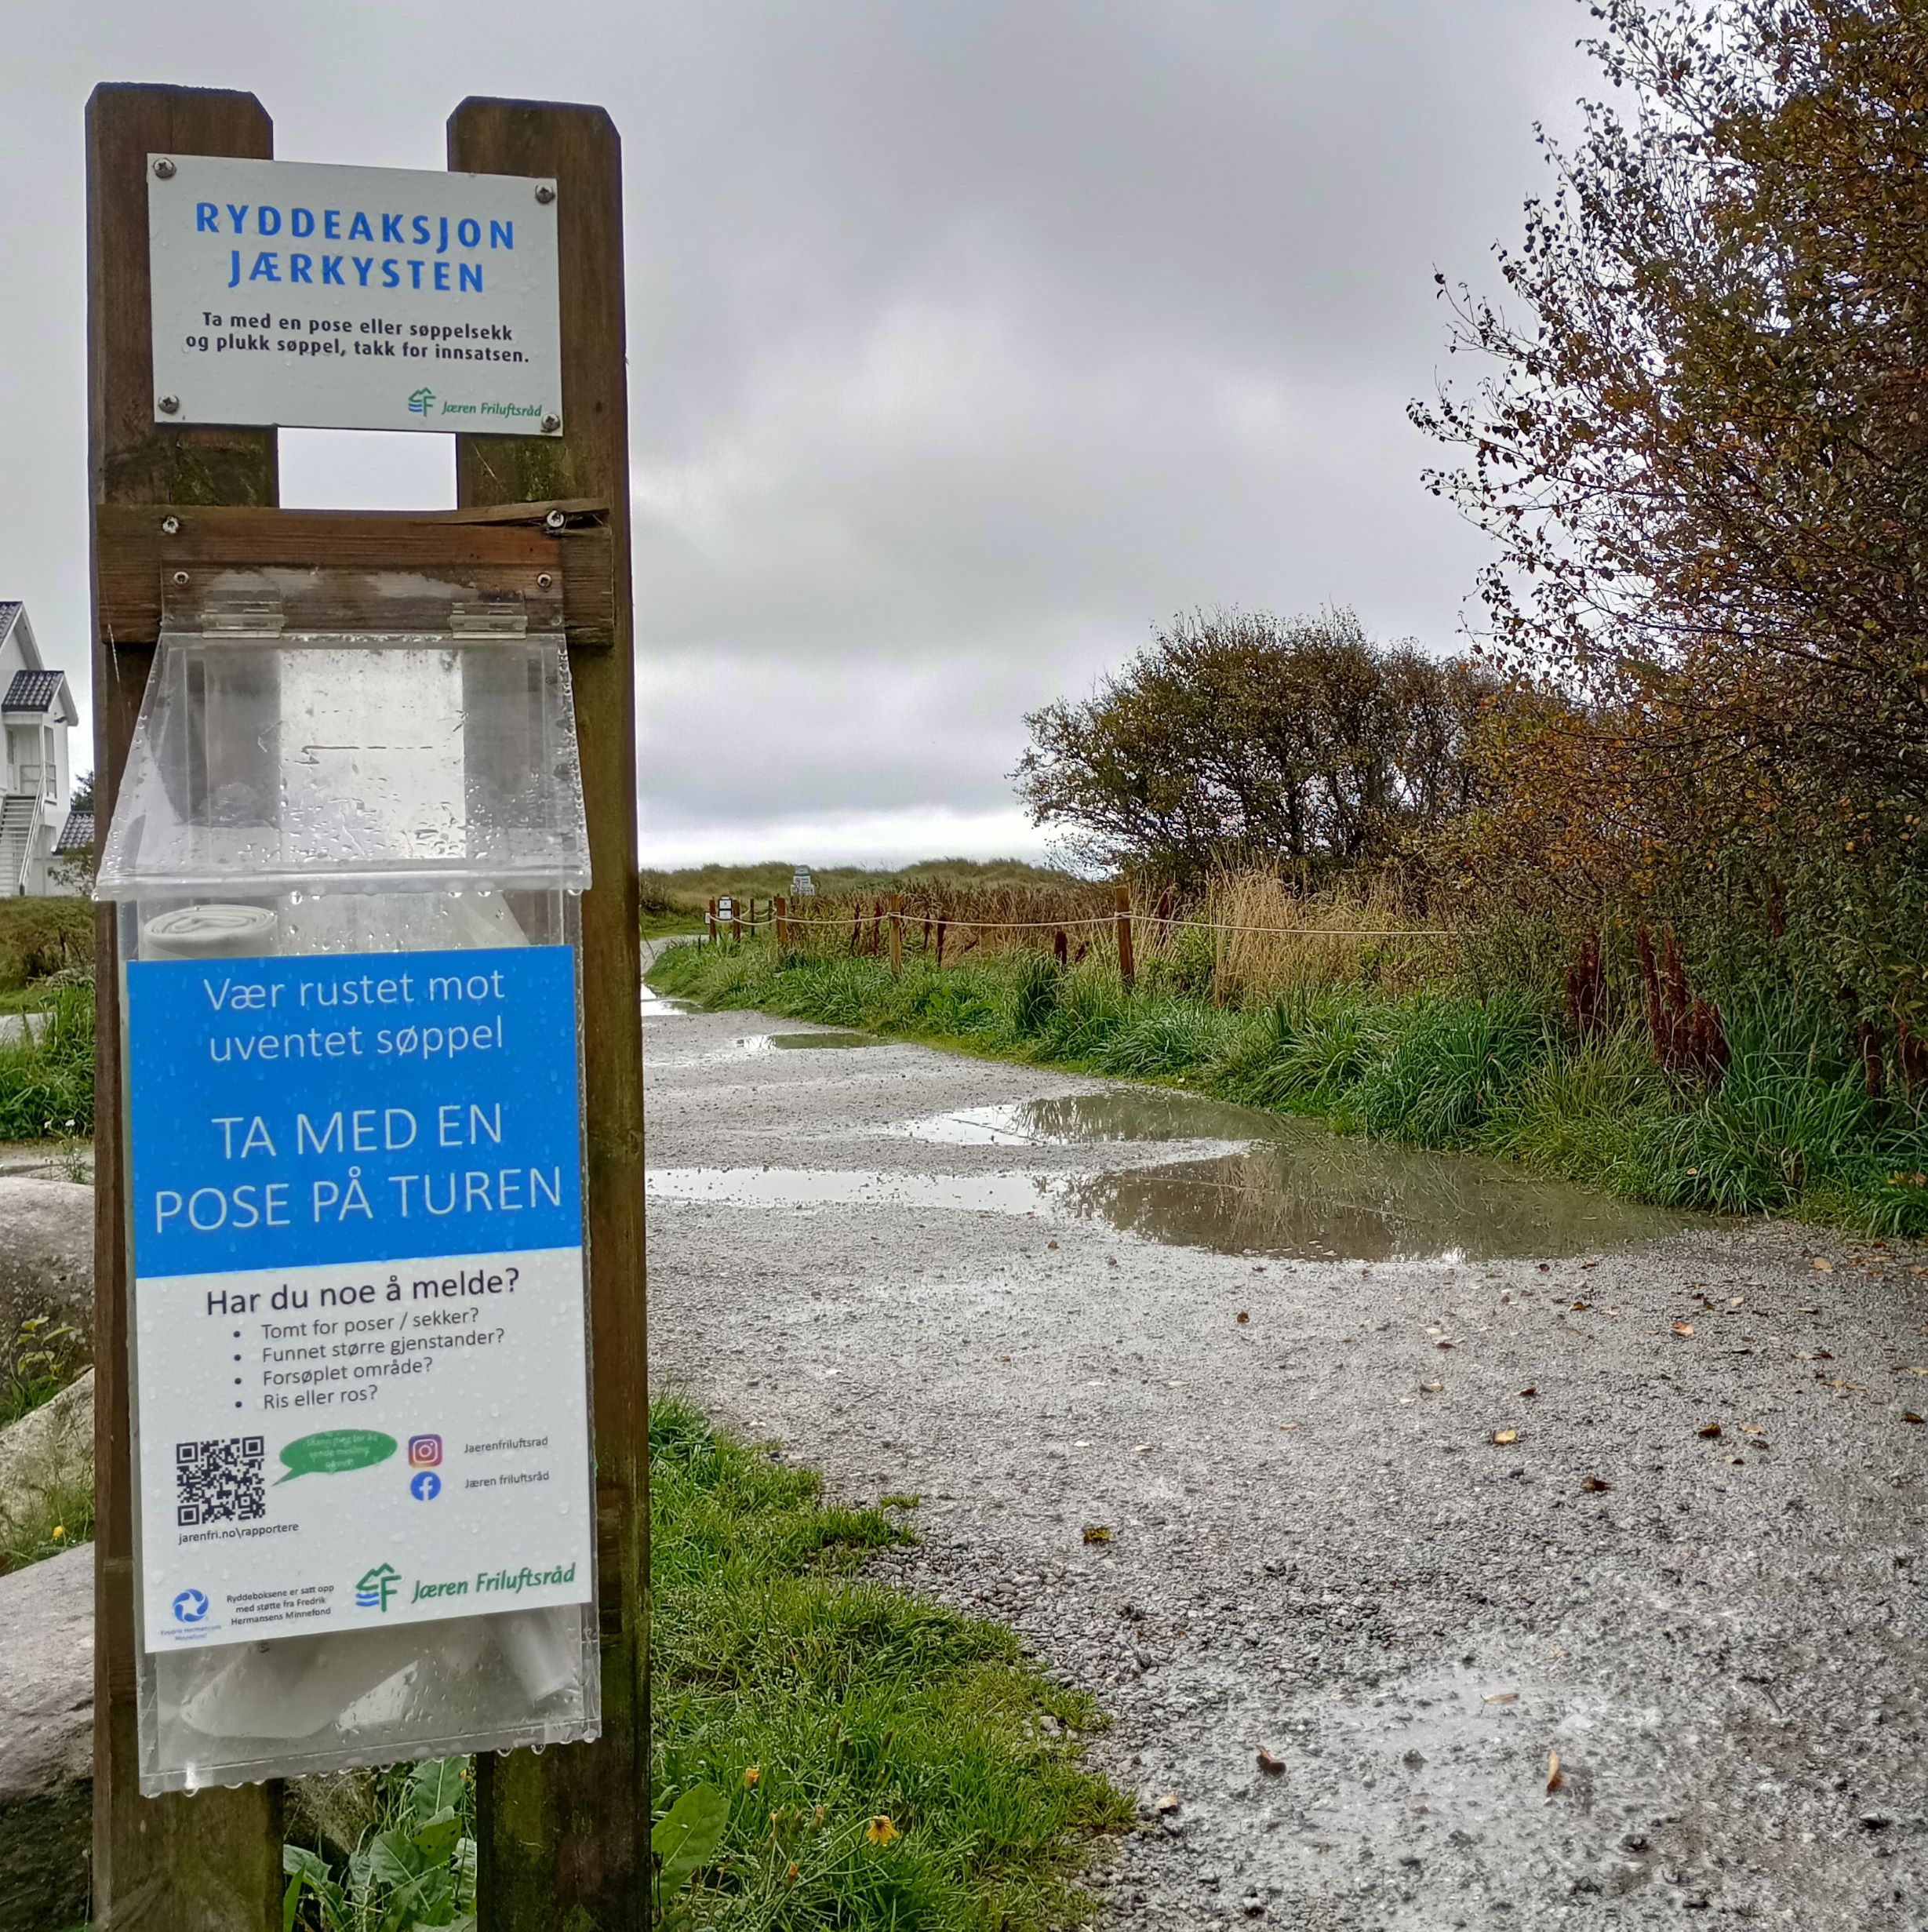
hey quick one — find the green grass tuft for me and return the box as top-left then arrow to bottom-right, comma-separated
0,984 -> 96,1140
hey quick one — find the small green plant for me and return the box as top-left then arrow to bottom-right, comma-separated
0,1464 -> 94,1574
2,1315 -> 86,1429
282,1759 -> 475,1932
651,1782 -> 729,1927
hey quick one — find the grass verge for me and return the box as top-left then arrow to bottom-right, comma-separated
649,939 -> 1928,1238
649,1395 -> 1128,1927
278,1399 -> 1126,1930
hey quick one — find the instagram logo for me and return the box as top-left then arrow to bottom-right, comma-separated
407,1434 -> 443,1469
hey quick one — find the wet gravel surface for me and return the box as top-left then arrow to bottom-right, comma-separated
641,995 -> 1928,1929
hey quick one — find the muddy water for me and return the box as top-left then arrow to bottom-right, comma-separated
650,1089 -> 1683,1261
699,1030 -> 883,1055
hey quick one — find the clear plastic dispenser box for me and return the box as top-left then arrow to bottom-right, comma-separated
97,602 -> 601,1794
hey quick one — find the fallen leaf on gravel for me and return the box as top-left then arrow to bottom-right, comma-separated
1436,1340 -> 1457,1352
1483,1690 -> 1519,1705
1672,1322 -> 1695,1337
1047,1240 -> 1058,1250
1581,1258 -> 1599,1268
1813,1257 -> 1833,1272
1257,1748 -> 1286,1775
1419,1381 -> 1443,1394
1798,1348 -> 1834,1362
1519,1386 -> 1538,1399
1135,1443 -> 1153,1452
1570,1299 -> 1588,1312
1493,1428 -> 1519,1445
1728,1296 -> 1745,1308
866,1816 -> 899,1845
1697,1422 -> 1723,1439
1741,1423 -> 1764,1435
1279,1422 -> 1300,1431
1896,1366 -> 1928,1379
1155,1792 -> 1181,1814
1546,1750 -> 1564,1792
1106,1257 -> 1119,1268
1236,1311 -> 1250,1323
1581,1475 -> 1612,1492
1904,1412 -> 1925,1425
1082,1524 -> 1112,1544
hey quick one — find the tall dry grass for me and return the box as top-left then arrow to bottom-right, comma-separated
1193,871 -> 1457,1001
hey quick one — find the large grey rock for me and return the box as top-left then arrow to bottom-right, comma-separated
0,1370 -> 93,1546
0,1177 -> 93,1352
0,1545 -> 91,1932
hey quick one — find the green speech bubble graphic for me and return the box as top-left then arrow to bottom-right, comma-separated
275,1430 -> 398,1483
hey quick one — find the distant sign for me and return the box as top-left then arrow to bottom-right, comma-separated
147,155 -> 562,435
715,897 -> 735,919
791,869 -> 815,897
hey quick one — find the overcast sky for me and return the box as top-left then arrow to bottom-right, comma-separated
0,0 -> 1595,867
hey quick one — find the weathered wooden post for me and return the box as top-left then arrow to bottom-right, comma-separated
1115,883 -> 1136,991
708,896 -> 718,944
89,83 -> 286,1932
730,899 -> 743,946
446,97 -> 649,1930
888,892 -> 903,975
775,893 -> 788,948
1053,927 -> 1068,968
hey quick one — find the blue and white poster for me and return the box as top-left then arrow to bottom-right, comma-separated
125,946 -> 594,1652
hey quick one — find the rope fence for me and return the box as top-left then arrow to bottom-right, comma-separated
694,890 -> 1457,986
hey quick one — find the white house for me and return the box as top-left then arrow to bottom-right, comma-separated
0,601 -> 84,895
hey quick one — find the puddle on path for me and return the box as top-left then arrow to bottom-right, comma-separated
648,1116 -> 1682,1261
717,1031 -> 882,1054
641,985 -> 695,1018
889,1092 -> 1285,1145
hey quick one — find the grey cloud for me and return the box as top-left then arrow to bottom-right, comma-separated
1,0 -> 1595,860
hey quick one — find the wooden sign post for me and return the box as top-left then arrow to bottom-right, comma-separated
86,85 -> 647,1930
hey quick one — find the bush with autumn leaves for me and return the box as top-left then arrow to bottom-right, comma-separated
1414,0 -> 1928,1083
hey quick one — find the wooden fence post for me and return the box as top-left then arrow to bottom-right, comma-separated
775,894 -> 788,948
448,97 -> 650,1931
888,893 -> 903,975
731,900 -> 743,946
708,896 -> 718,944
1115,883 -> 1135,990
88,82 -> 286,1932
936,915 -> 948,967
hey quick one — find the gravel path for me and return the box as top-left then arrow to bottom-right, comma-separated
641,992 -> 1928,1929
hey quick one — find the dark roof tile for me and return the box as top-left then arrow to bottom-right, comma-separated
2,669 -> 64,713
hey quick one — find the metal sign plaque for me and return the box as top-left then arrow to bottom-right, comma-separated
124,944 -> 594,1650
147,154 -> 562,435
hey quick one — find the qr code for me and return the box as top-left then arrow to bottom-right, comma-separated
175,1436 -> 266,1526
